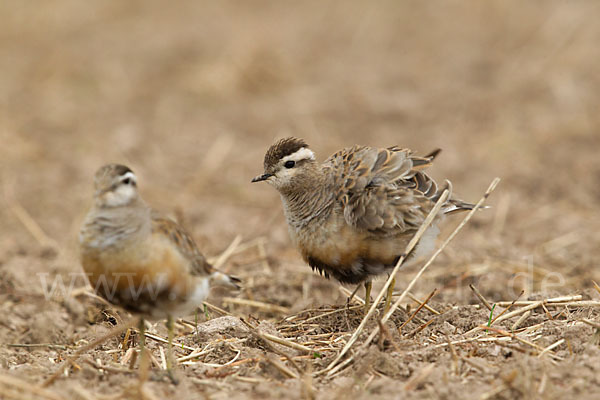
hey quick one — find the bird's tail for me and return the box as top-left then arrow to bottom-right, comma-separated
432,179 -> 488,214
210,270 -> 242,289
443,198 -> 488,214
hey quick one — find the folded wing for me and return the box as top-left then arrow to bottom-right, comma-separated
326,146 -> 474,235
151,213 -> 241,288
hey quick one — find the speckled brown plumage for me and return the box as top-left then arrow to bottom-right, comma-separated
253,138 -> 476,288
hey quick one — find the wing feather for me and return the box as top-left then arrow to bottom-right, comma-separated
326,145 -> 472,234
150,213 -> 213,277
151,213 -> 241,288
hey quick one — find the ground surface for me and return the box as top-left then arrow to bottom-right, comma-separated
2,1 -> 600,399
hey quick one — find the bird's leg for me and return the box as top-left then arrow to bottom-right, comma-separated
138,318 -> 146,361
363,281 -> 372,314
137,318 -> 149,386
166,315 -> 178,384
383,277 -> 396,315
121,328 -> 131,351
346,284 -> 361,307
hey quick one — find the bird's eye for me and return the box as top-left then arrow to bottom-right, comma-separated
284,160 -> 295,169
122,178 -> 132,185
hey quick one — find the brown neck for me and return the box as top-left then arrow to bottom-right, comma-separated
279,165 -> 335,228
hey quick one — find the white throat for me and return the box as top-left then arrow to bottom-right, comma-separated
102,184 -> 137,207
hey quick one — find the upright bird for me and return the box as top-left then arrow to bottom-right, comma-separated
79,164 -> 240,381
252,137 -> 476,313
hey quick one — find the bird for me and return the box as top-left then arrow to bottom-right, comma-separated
252,137 -> 477,314
79,163 -> 240,382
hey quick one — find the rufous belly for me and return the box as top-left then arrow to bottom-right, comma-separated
80,234 -> 203,318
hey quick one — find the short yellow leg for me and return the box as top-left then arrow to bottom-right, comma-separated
347,284 -> 361,306
121,328 -> 131,351
383,277 -> 396,315
138,319 -> 145,353
166,315 -> 178,384
138,318 -> 149,385
363,281 -> 372,315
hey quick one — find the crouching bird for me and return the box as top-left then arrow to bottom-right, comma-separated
252,138 -> 476,314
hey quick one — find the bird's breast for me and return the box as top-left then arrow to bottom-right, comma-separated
80,235 -> 201,317
295,217 -> 424,279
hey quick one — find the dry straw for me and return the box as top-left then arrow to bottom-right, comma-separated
322,177 -> 501,375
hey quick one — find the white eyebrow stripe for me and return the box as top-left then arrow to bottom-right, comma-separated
282,147 -> 315,163
120,171 -> 137,183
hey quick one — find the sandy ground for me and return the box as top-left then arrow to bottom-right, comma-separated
2,1 -> 600,399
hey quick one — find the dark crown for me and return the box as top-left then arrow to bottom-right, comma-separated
94,164 -> 134,189
96,164 -> 133,179
264,137 -> 309,169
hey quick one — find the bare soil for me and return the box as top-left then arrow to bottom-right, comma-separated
2,1 -> 600,399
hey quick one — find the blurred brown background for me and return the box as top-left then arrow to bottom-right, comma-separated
2,1 -> 598,294
2,1 -> 600,398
